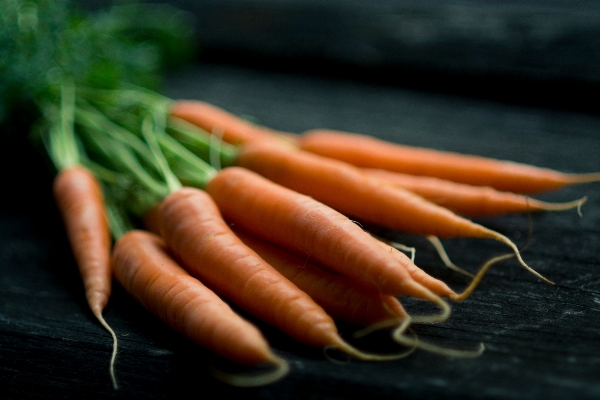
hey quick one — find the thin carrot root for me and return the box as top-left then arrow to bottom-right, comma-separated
393,327 -> 485,359
488,229 -> 554,285
371,234 -> 416,262
451,253 -> 515,302
528,196 -> 587,217
355,315 -> 484,359
566,172 -> 600,186
93,311 -> 119,389
208,354 -> 290,387
407,292 -> 452,325
326,331 -> 417,362
353,316 -> 411,339
425,235 -> 474,278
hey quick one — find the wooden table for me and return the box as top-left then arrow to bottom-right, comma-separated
1,61 -> 599,399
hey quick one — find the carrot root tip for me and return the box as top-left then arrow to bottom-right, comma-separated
426,235 -> 474,278
409,293 -> 452,325
568,172 -> 600,186
493,231 -> 555,285
352,317 -> 409,339
94,311 -> 119,390
208,354 -> 290,387
393,328 -> 485,359
451,253 -> 515,302
327,335 -> 417,362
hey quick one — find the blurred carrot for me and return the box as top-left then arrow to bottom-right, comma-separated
298,129 -> 600,194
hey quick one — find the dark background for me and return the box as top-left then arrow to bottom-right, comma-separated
2,1 -> 600,399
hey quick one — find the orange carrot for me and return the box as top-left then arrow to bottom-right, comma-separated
298,129 -> 600,194
231,226 -> 409,327
205,167 -> 450,306
363,168 -> 587,217
231,141 -> 550,285
111,230 -> 289,386
170,100 -> 292,145
155,185 -> 420,360
52,166 -> 118,388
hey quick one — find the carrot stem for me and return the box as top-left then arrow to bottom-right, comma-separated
140,114 -> 181,193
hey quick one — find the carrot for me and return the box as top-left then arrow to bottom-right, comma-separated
363,168 -> 587,217
297,129 -> 600,194
170,100 -> 292,145
205,167 -> 450,307
155,185 -> 431,360
53,166 -> 118,388
230,141 -> 551,285
111,230 -> 289,386
169,100 -> 599,194
231,226 -> 410,328
162,118 -> 541,292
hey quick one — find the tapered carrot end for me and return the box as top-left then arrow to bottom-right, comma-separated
533,196 -> 587,216
426,235 -> 474,278
208,353 -> 290,387
481,228 -> 555,286
393,327 -> 485,359
450,253 -> 515,302
93,311 -> 119,390
567,172 -> 600,186
327,333 -> 416,362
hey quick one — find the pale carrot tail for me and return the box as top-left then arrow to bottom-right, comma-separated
356,314 -> 485,359
326,329 -> 416,362
450,253 -> 515,302
533,196 -> 587,217
491,231 -> 554,285
393,328 -> 485,359
93,311 -> 119,389
207,354 -> 290,387
425,235 -> 474,278
407,292 -> 452,325
566,172 -> 600,186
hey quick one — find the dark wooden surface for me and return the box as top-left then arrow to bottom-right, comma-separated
3,1 -> 600,398
1,62 -> 600,399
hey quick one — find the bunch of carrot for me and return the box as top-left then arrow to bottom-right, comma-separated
40,80 -> 599,389
13,0 -> 599,390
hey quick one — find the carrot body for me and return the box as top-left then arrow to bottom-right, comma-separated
232,142 -> 549,284
204,167 -> 444,304
298,129 -> 600,194
53,166 -> 119,388
232,227 -> 409,327
364,168 -> 587,217
170,100 -> 291,145
53,166 -> 112,318
156,186 -> 350,350
112,230 -> 277,366
234,142 -> 505,240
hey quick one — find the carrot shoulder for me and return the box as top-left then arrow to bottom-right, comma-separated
298,129 -> 600,194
